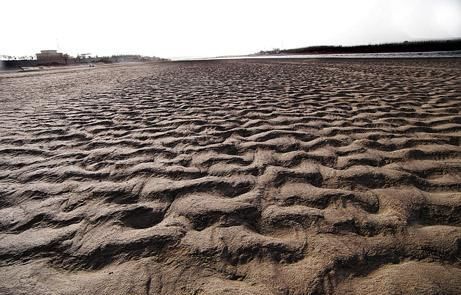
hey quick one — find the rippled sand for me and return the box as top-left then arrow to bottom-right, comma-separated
0,59 -> 460,295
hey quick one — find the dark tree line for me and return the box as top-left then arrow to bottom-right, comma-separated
259,39 -> 461,55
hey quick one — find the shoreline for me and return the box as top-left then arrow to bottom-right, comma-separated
173,50 -> 461,61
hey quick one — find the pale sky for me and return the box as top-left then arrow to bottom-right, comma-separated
1,0 -> 460,58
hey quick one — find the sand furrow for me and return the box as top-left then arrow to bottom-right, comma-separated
1,59 -> 460,294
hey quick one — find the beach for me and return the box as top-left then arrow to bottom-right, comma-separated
0,58 -> 460,294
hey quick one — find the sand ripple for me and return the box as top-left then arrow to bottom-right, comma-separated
0,60 -> 460,294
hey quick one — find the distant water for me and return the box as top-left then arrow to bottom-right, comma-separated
178,50 -> 461,61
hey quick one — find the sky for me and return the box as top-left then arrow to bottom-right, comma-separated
1,0 -> 460,59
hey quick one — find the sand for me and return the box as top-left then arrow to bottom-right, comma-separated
0,59 -> 460,295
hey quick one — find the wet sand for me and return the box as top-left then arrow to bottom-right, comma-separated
0,59 -> 460,294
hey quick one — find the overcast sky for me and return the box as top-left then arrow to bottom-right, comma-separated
1,0 -> 460,58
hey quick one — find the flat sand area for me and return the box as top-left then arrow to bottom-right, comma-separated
0,59 -> 460,294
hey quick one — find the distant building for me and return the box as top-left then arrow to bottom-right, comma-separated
36,50 -> 68,65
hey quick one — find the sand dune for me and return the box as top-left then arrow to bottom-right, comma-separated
0,59 -> 460,294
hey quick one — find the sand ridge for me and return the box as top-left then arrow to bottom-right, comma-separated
0,59 -> 460,294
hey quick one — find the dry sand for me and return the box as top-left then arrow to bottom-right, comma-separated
0,59 -> 460,295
